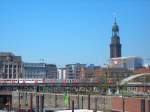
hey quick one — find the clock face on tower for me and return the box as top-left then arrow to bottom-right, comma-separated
114,60 -> 118,64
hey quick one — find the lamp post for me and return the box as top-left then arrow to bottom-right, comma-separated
121,86 -> 125,112
144,58 -> 150,94
104,63 -> 109,77
104,63 -> 110,95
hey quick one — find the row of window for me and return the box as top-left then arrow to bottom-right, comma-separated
4,69 -> 18,74
4,64 -> 21,68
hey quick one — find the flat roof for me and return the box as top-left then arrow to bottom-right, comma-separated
56,110 -> 102,112
110,56 -> 142,60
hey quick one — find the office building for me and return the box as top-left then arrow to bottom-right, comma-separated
65,63 -> 86,79
46,64 -> 57,79
109,56 -> 143,70
23,62 -> 46,78
0,52 -> 22,79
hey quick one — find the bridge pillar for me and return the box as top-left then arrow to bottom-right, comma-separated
88,94 -> 90,110
18,92 -> 21,112
94,96 -> 97,112
36,86 -> 40,112
30,93 -> 33,112
40,95 -> 44,112
68,96 -> 70,109
141,99 -> 145,112
148,100 -> 150,112
77,94 -> 79,109
9,95 -> 12,111
55,93 -> 57,108
36,95 -> 39,112
72,100 -> 74,112
81,96 -> 83,109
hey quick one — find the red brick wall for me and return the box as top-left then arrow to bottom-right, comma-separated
145,99 -> 149,112
125,97 -> 141,112
112,96 -> 150,112
112,96 -> 122,111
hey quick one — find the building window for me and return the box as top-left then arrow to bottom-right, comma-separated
9,74 -> 12,78
13,69 -> 16,73
5,69 -> 7,73
13,74 -> 16,78
9,64 -> 12,68
5,65 -> 8,68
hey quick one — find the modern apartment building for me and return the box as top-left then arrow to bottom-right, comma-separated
57,68 -> 66,79
65,63 -> 86,79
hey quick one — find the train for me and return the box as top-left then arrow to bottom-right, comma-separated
0,78 -> 112,84
0,79 -> 78,84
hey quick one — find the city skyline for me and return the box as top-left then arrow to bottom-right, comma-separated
0,0 -> 150,66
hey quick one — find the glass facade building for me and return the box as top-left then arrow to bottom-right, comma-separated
23,63 -> 46,78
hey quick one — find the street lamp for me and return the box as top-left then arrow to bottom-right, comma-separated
122,86 -> 125,112
143,58 -> 150,94
119,86 -> 125,112
104,63 -> 110,94
104,63 -> 109,79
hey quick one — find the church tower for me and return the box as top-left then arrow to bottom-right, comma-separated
110,18 -> 122,58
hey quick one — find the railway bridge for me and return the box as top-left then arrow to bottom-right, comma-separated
0,74 -> 150,111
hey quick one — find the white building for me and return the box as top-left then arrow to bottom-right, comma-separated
57,68 -> 66,79
109,56 -> 143,70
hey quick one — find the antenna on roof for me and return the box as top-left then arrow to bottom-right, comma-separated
40,58 -> 45,63
113,12 -> 117,23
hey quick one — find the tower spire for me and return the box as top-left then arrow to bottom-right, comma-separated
112,15 -> 119,36
110,16 -> 122,58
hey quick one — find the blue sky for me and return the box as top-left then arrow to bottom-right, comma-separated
0,0 -> 150,66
